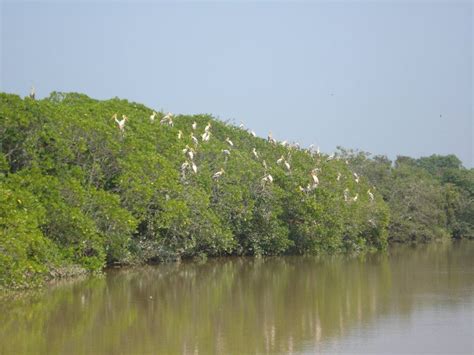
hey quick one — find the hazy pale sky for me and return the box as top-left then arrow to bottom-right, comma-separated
1,1 -> 472,167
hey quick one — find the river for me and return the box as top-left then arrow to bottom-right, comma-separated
1,241 -> 473,354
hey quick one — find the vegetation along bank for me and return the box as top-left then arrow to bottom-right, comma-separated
1,92 -> 472,290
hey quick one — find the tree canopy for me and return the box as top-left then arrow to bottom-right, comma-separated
0,92 -> 471,290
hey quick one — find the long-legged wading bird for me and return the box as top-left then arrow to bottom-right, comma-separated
114,114 -> 128,132
150,111 -> 157,122
202,131 -> 211,142
344,188 -> 350,202
262,174 -> 273,183
192,121 -> 197,130
367,189 -> 374,201
178,130 -> 183,139
284,161 -> 291,171
191,133 -> 199,146
277,155 -> 285,165
204,122 -> 212,133
337,172 -> 341,181
250,130 -> 256,137
222,149 -> 231,156
29,86 -> 35,99
252,148 -> 259,159
225,137 -> 234,147
191,162 -> 198,174
212,168 -> 225,180
353,172 -> 360,184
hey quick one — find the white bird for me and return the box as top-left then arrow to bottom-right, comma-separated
316,146 -> 320,155
191,133 -> 199,146
284,161 -> 291,171
267,132 -> 276,144
114,114 -> 128,132
239,123 -> 244,129
201,131 -> 211,142
281,140 -> 288,147
367,189 -> 374,201
337,172 -> 342,181
182,145 -> 190,154
204,122 -> 212,133
29,86 -> 35,99
327,154 -> 334,161
192,121 -> 197,130
311,172 -> 319,185
250,130 -> 256,137
181,161 -> 189,171
212,168 -> 225,180
353,173 -> 360,184
252,148 -> 259,159
262,174 -> 273,183
191,162 -> 198,174
225,137 -> 234,147
187,149 -> 195,161
344,188 -> 350,202
161,112 -> 174,126
352,193 -> 359,202
150,111 -> 157,122
178,130 -> 183,139
277,156 -> 285,165
262,160 -> 268,170
222,149 -> 231,156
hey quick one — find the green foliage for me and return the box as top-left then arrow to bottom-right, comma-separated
337,148 -> 474,243
3,91 -> 468,289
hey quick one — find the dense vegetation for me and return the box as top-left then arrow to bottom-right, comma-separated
0,92 -> 472,290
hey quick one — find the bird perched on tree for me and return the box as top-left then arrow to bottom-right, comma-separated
178,130 -> 183,139
352,194 -> 359,202
277,155 -> 285,165
311,171 -> 319,185
353,173 -> 360,184
192,121 -> 197,130
191,133 -> 199,146
284,161 -> 291,171
225,137 -> 234,147
344,188 -> 350,202
160,112 -> 174,126
150,111 -> 157,122
113,114 -> 128,132
204,122 -> 212,133
250,130 -> 256,137
252,148 -> 259,159
337,172 -> 342,181
267,132 -> 276,144
367,189 -> 374,201
191,162 -> 198,174
262,174 -> 273,183
187,148 -> 195,161
222,149 -> 231,156
29,86 -> 35,99
202,131 -> 211,142
212,168 -> 225,180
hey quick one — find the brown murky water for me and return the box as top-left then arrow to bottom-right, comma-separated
1,241 -> 473,354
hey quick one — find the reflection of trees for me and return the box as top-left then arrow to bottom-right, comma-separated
1,241 -> 472,354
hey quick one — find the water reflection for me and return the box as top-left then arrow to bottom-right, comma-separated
1,241 -> 473,354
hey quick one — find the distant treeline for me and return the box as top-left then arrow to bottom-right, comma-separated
1,92 -> 472,289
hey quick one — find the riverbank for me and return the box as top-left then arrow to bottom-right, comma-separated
1,92 -> 472,291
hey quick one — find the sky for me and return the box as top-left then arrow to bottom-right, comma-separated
1,0 -> 472,167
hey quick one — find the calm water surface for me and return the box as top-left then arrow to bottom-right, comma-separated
1,241 -> 473,354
